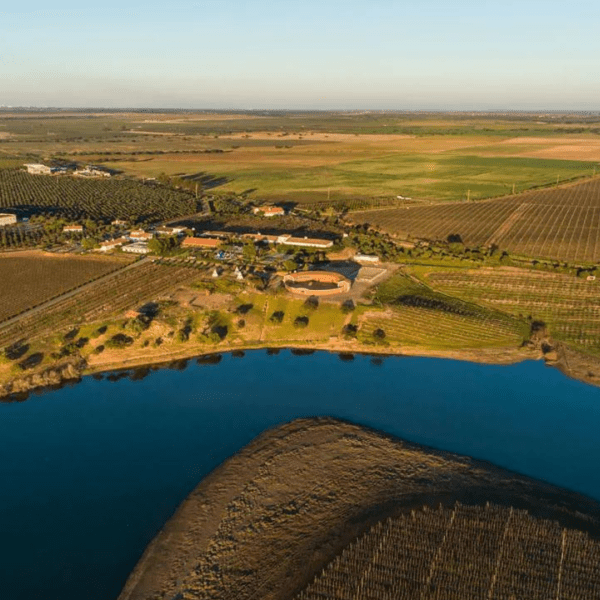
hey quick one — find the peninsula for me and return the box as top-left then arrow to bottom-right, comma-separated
118,417 -> 600,600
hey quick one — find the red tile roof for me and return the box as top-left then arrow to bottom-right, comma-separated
182,237 -> 221,248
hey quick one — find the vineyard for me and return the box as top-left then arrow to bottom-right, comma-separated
0,252 -> 126,322
426,268 -> 600,353
359,273 -> 528,349
0,262 -> 202,348
358,306 -> 525,349
350,179 -> 600,263
0,169 -> 198,221
296,502 -> 600,600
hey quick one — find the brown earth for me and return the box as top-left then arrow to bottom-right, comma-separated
118,418 -> 600,600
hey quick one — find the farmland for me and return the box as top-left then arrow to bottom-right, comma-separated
0,261 -> 202,349
357,272 -> 528,350
297,502 -> 600,600
351,178 -> 600,263
0,169 -> 198,221
2,111 -> 600,203
424,267 -> 600,354
0,251 -> 127,322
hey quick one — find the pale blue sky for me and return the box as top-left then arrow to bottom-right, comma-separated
2,0 -> 599,109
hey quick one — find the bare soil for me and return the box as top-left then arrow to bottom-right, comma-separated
118,418 -> 600,600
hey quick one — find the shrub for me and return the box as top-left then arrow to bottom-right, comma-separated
373,328 -> 386,340
4,342 -> 29,361
342,324 -> 358,339
91,325 -> 108,338
341,299 -> 355,313
18,353 -> 44,370
236,303 -> 253,315
270,311 -> 284,324
294,316 -> 309,328
105,333 -> 134,349
304,295 -> 319,310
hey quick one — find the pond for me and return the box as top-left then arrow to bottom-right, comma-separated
1,350 -> 600,600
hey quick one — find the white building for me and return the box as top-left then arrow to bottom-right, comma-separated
99,238 -> 129,252
129,230 -> 154,241
0,213 -> 17,227
24,163 -> 53,175
253,205 -> 285,217
242,233 -> 333,249
63,224 -> 84,234
74,166 -> 111,178
355,254 -> 380,264
122,242 -> 150,254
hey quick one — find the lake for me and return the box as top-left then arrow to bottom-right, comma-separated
1,350 -> 600,600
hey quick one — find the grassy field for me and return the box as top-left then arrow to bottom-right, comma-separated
91,144 -> 597,203
0,251 -> 126,322
2,111 -> 600,203
351,178 -> 600,263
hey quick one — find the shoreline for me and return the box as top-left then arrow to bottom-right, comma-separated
2,330 -> 598,401
0,339 -> 543,401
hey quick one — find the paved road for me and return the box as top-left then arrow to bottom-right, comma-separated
0,256 -> 152,333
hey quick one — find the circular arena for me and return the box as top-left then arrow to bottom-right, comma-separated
283,270 -> 351,296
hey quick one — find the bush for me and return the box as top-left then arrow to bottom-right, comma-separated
236,303 -> 253,315
4,342 -> 29,361
342,324 -> 358,339
105,333 -> 134,349
127,316 -> 151,335
18,353 -> 44,370
294,316 -> 309,328
373,328 -> 386,340
304,295 -> 319,310
175,329 -> 189,343
270,311 -> 284,324
91,325 -> 107,338
341,299 -> 355,313
94,344 -> 105,354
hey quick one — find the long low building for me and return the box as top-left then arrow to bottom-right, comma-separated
181,237 -> 222,249
99,238 -> 130,252
0,213 -> 17,227
24,163 -> 53,175
242,233 -> 334,249
122,242 -> 150,254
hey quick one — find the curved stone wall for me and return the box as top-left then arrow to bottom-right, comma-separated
283,271 -> 351,296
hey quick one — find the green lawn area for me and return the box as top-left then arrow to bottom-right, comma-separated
330,154 -> 596,201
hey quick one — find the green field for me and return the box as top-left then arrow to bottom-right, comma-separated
2,111 -> 600,203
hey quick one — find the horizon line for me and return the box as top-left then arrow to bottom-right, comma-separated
2,107 -> 600,115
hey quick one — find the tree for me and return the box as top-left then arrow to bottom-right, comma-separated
242,241 -> 257,263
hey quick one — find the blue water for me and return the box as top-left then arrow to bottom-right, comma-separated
1,351 -> 600,600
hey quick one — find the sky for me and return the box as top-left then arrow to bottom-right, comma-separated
2,0 -> 600,110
